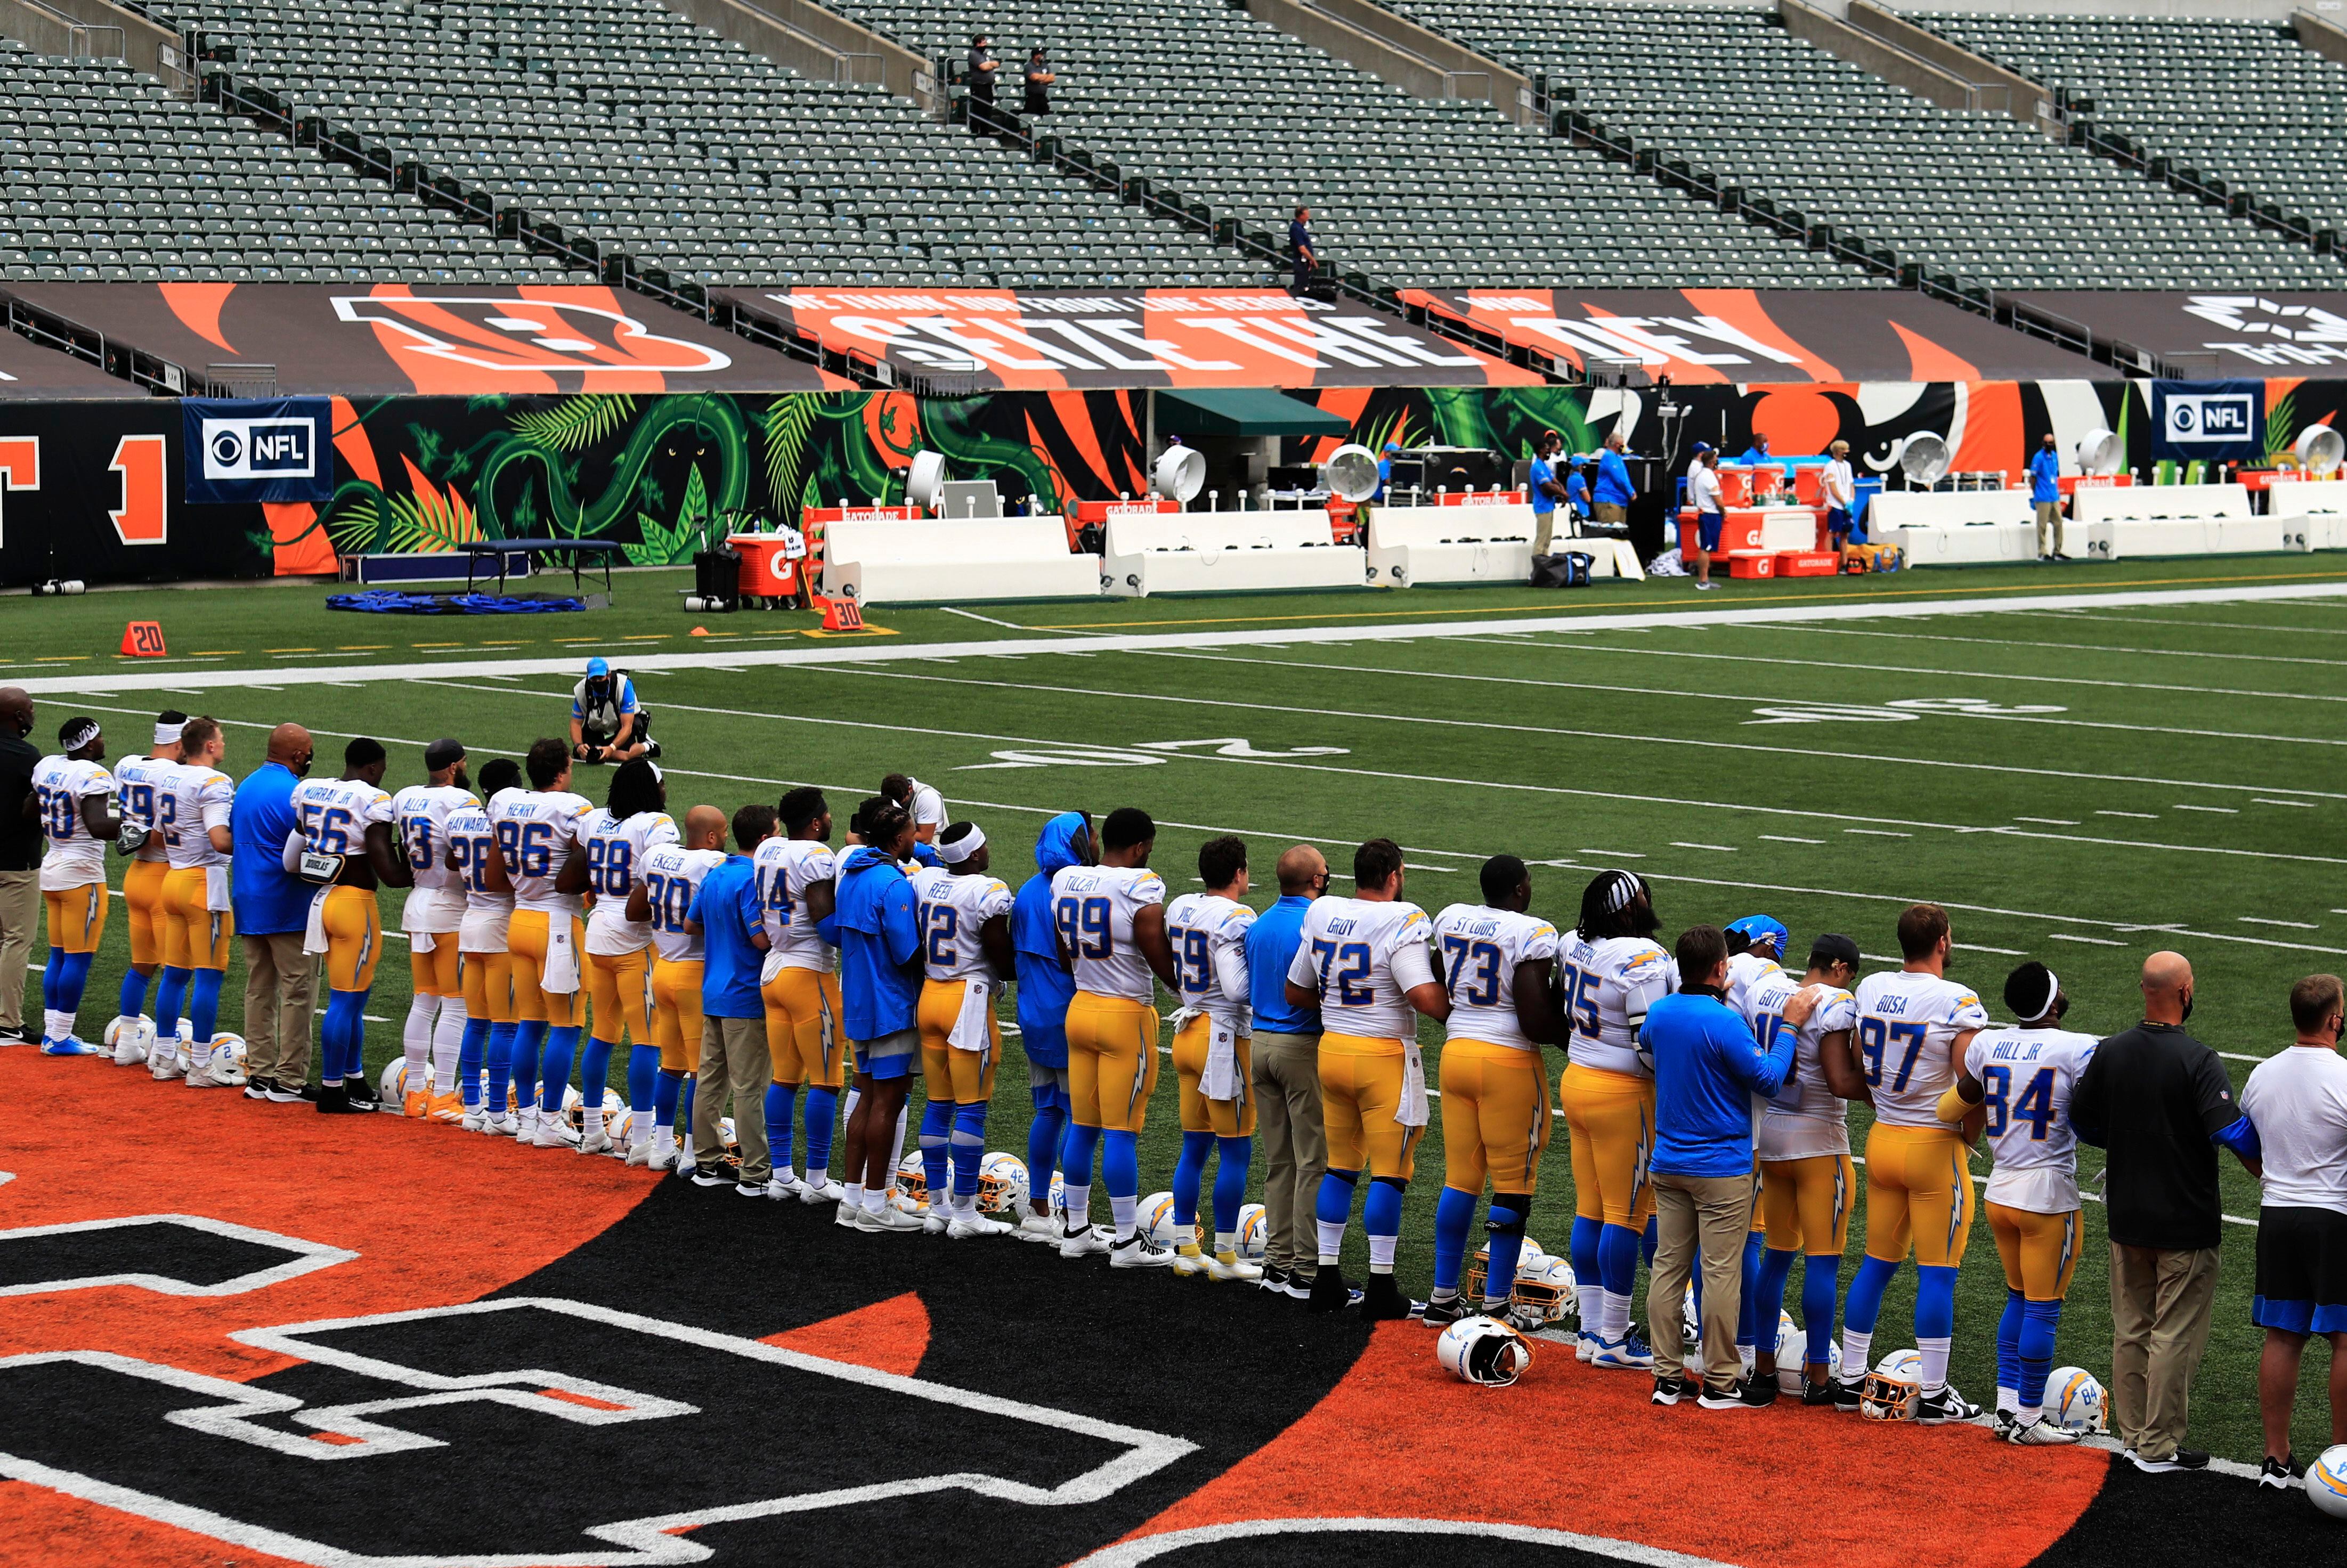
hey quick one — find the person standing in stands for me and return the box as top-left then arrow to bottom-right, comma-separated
2029,432 -> 2067,562
1528,430 -> 1568,557
1024,46 -> 1054,116
1289,206 -> 1315,296
1592,429 -> 1635,529
967,33 -> 998,135
1685,443 -> 1725,593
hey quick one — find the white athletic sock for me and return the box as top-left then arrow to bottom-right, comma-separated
583,1103 -> 604,1139
1367,1233 -> 1397,1272
431,995 -> 467,1093
844,1181 -> 864,1211
1841,1328 -> 1873,1382
841,1084 -> 861,1131
891,1101 -> 911,1164
1213,1229 -> 1236,1256
1575,1283 -> 1602,1332
651,1125 -> 675,1160
1315,1220 -> 1346,1267
862,1186 -> 888,1216
1740,1346 -> 1757,1377
774,1164 -> 796,1189
678,1132 -> 694,1166
1918,1335 -> 1951,1395
403,994 -> 438,1082
43,1008 -> 64,1042
1110,1192 -> 1137,1241
2017,1402 -> 2043,1426
1063,1183 -> 1091,1230
1598,1289 -> 1631,1343
1997,1385 -> 2020,1415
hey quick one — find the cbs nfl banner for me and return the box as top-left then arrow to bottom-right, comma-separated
182,397 -> 333,504
2149,379 -> 2264,462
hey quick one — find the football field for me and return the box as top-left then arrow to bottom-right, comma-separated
8,556 -> 2347,1475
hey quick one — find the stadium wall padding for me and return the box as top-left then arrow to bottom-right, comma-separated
7,377 -> 2347,586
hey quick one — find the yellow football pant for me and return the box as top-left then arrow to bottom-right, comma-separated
1862,1122 -> 1976,1268
409,937 -> 461,997
1750,1159 -> 1767,1237
1319,1030 -> 1421,1182
43,882 -> 107,955
159,866 -> 233,971
764,965 -> 846,1088
1065,990 -> 1158,1133
1561,1062 -> 1655,1228
1761,1152 -> 1856,1256
1171,1012 -> 1256,1138
320,885 -> 383,993
652,957 -> 705,1075
1440,1036 -> 1549,1194
916,977 -> 1001,1103
586,945 -> 651,1046
506,908 -> 583,1026
123,858 -> 168,968
1991,1201 -> 2082,1302
462,948 -> 515,1024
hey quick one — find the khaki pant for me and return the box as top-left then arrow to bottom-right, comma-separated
1532,510 -> 1556,556
1253,1028 -> 1325,1278
1593,502 -> 1628,526
2035,499 -> 2064,556
1648,1169 -> 1752,1393
241,931 -> 317,1090
2109,1241 -> 2220,1461
697,1013 -> 771,1184
0,870 -> 36,1033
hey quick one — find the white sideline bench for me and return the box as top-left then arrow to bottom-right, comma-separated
1872,489 -> 2035,567
1101,509 -> 1365,597
1363,503 -> 1534,587
2263,481 -> 2347,550
823,517 -> 1100,605
2067,483 -> 2317,559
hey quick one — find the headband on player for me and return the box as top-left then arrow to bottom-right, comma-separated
153,719 -> 184,748
59,718 -> 99,753
2015,967 -> 2061,1023
936,824 -> 986,864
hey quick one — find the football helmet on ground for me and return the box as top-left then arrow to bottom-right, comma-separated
2049,1367 -> 2108,1434
1436,1315 -> 1534,1387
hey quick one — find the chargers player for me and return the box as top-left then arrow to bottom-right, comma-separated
580,759 -> 677,1156
1723,917 -> 1790,1377
1052,805 -> 1178,1267
1164,835 -> 1258,1280
150,718 -> 235,1085
493,738 -> 592,1148
105,709 -> 187,1063
1938,961 -> 2097,1445
1284,837 -> 1449,1319
628,806 -> 730,1172
1011,810 -> 1090,1243
448,760 -> 521,1134
31,717 -> 116,1055
285,738 -> 408,1112
1838,903 -> 1989,1423
391,739 -> 477,1120
755,787 -> 846,1203
1426,856 -> 1565,1328
1743,933 -> 1866,1402
910,820 -> 1017,1237
1558,869 -> 1677,1367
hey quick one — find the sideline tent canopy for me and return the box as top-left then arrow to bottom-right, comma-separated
0,283 -> 849,396
1400,288 -> 2117,383
1154,387 -> 1349,436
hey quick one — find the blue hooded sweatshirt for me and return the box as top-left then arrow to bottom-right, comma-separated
835,844 -> 923,1042
1012,811 -> 1087,1069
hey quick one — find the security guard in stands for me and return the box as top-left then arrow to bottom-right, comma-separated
569,657 -> 659,766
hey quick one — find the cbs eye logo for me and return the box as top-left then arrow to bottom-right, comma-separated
2168,404 -> 2197,434
208,428 -> 246,467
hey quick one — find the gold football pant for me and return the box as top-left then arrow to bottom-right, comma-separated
42,881 -> 107,955
1318,1031 -> 1420,1182
1861,1123 -> 1976,1268
916,977 -> 1001,1103
1991,1201 -> 2081,1302
652,957 -> 705,1075
587,945 -> 651,1046
1172,1012 -> 1256,1138
505,908 -> 583,1027
1439,1036 -> 1548,1194
159,866 -> 232,971
1560,1062 -> 1655,1228
764,965 -> 847,1088
1065,990 -> 1158,1133
1760,1152 -> 1856,1256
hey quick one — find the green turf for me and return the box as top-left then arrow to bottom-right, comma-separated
10,563 -> 2347,1465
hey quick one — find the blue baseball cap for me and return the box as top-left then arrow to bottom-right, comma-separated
586,656 -> 610,677
1727,915 -> 1790,957
1383,441 -> 1400,452
1691,441 -> 1713,455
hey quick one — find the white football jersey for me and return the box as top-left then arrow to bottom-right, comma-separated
1964,1027 -> 2099,1213
1050,863 -> 1167,1002
904,776 -> 946,833
1559,932 -> 1678,1077
640,843 -> 726,964
391,784 -> 477,897
159,760 -> 235,872
1433,904 -> 1561,1053
1725,950 -> 1784,1020
1745,974 -> 1859,1160
1165,892 -> 1256,1028
111,754 -> 176,863
1851,970 -> 1991,1128
288,777 -> 396,875
445,801 -> 514,957
753,836 -> 840,972
1285,896 -> 1437,1043
909,865 -> 1016,982
490,789 -> 591,915
31,754 -> 113,890
582,808 -> 679,954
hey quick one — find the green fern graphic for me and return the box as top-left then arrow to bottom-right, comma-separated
2267,390 -> 2297,464
764,394 -> 818,518
510,395 -> 640,453
626,464 -> 714,566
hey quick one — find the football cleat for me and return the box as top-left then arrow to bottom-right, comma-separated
921,1210 -> 950,1236
1109,1233 -> 1176,1269
798,1176 -> 846,1205
1171,1243 -> 1209,1278
1915,1386 -> 1981,1426
1576,1332 -> 1599,1363
1306,1266 -> 1352,1314
534,1119 -> 582,1150
427,1092 -> 466,1125
1501,1304 -> 1549,1336
185,1055 -> 245,1086
1360,1274 -> 1422,1322
39,1036 -> 100,1056
1203,1251 -> 1262,1283
1832,1376 -> 1865,1413
2008,1416 -> 2083,1447
1013,1212 -> 1062,1244
623,1141 -> 652,1167
1058,1223 -> 1111,1260
468,1110 -> 516,1134
462,1109 -> 488,1133
947,1214 -> 1011,1240
104,1014 -> 154,1066
765,1174 -> 805,1201
149,1047 -> 186,1082
1803,1378 -> 1841,1407
833,1201 -> 863,1230
576,1130 -> 618,1158
1435,1315 -> 1532,1387
862,1205 -> 924,1234
1588,1334 -> 1655,1371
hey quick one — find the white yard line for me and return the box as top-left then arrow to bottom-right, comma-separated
1720,619 -> 2347,671
19,578 -> 2347,697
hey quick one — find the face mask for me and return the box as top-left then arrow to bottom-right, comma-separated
2180,993 -> 2194,1023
